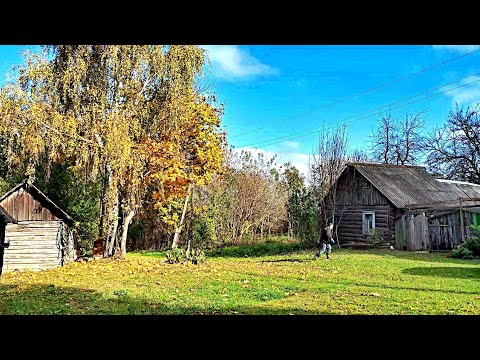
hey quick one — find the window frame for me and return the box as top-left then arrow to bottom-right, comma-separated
362,211 -> 376,235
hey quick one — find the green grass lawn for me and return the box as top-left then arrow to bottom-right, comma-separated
1,242 -> 479,314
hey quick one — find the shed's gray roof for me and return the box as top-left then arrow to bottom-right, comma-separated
437,179 -> 480,202
348,162 -> 480,208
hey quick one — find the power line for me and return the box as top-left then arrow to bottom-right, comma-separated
240,76 -> 480,148
241,72 -> 480,147
229,48 -> 480,139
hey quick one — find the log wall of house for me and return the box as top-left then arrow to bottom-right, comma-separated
2,221 -> 62,272
332,167 -> 396,245
0,188 -> 58,222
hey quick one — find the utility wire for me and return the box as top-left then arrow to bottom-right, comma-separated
241,76 -> 480,148
230,48 -> 480,139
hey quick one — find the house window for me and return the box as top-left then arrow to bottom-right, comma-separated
362,211 -> 375,235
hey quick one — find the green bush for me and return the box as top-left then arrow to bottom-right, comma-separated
185,248 -> 206,265
367,228 -> 383,246
465,225 -> 480,256
165,247 -> 205,265
451,225 -> 480,259
165,248 -> 186,264
451,245 -> 474,259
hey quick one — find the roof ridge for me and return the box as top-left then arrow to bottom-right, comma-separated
348,162 -> 425,169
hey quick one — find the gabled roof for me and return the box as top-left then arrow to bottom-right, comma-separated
0,179 -> 74,225
345,162 -> 480,209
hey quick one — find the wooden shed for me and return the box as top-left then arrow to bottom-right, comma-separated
0,180 -> 75,273
395,180 -> 480,251
328,163 -> 480,250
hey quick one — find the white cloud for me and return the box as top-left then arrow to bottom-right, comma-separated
233,144 -> 312,179
432,45 -> 480,53
201,45 -> 275,80
445,75 -> 480,107
283,141 -> 300,150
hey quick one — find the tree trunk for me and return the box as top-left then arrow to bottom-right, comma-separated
0,246 -> 4,277
104,194 -> 119,257
172,184 -> 192,249
187,187 -> 195,252
94,170 -> 109,258
98,170 -> 108,241
117,210 -> 135,259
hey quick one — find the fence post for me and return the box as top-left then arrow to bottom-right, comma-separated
459,197 -> 465,243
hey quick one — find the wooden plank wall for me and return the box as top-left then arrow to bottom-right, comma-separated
465,212 -> 475,239
412,214 -> 428,250
332,167 -> 396,245
0,187 -> 58,222
429,211 -> 473,250
395,216 -> 406,250
396,211 -> 473,251
429,214 -> 455,250
2,221 -> 62,271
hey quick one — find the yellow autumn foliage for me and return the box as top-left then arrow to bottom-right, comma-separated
0,45 -> 226,256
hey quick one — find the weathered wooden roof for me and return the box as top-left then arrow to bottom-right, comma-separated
347,162 -> 480,208
436,179 -> 480,204
0,179 -> 74,225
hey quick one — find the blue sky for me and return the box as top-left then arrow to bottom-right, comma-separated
201,45 -> 480,177
1,45 -> 479,178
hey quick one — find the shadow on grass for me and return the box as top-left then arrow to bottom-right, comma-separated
0,283 -> 335,315
338,248 -> 480,264
260,259 -> 310,263
207,242 -> 307,258
402,266 -> 480,280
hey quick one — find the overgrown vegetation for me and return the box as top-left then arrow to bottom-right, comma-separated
451,225 -> 480,259
284,164 -> 318,244
1,244 -> 479,315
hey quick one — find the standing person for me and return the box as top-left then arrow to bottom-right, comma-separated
314,222 -> 334,260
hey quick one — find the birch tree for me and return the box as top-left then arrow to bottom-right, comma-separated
0,45 -> 222,258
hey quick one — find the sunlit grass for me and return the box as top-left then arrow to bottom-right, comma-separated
1,242 -> 479,314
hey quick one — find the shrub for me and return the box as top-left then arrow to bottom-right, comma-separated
451,225 -> 480,259
451,245 -> 474,259
367,228 -> 383,246
185,248 -> 206,265
465,225 -> 480,256
165,247 -> 205,265
165,248 -> 186,264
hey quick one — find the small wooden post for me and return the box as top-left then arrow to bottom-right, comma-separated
459,197 -> 465,243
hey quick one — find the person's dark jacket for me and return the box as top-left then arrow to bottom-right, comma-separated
320,226 -> 334,244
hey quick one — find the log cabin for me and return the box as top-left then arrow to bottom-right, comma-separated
328,163 -> 480,250
0,179 -> 75,272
